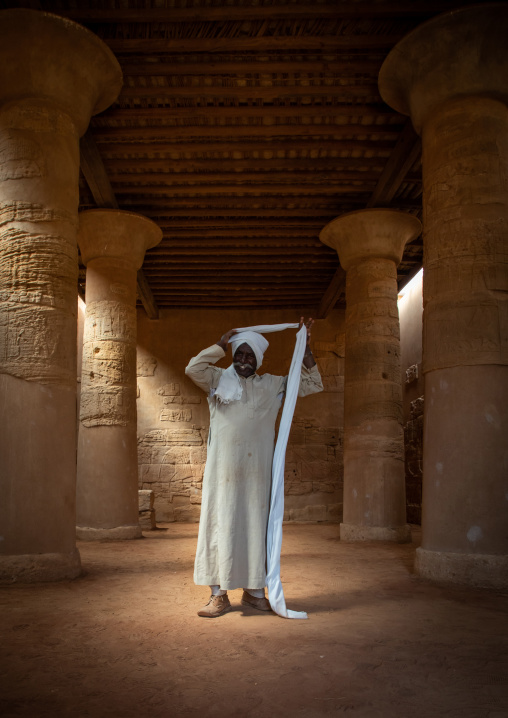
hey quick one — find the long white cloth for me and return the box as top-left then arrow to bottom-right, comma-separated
229,323 -> 308,620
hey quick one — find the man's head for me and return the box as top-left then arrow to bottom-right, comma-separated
230,330 -> 268,377
233,342 -> 257,378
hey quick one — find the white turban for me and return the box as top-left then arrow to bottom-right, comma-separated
230,330 -> 269,369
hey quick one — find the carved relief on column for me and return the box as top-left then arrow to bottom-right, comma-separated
76,210 -> 162,540
0,106 -> 79,387
80,301 -> 137,427
0,9 -> 122,582
321,209 -> 421,542
379,3 -> 508,587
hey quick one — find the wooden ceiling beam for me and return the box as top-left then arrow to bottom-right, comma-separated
118,61 -> 385,77
133,208 -> 344,218
143,257 -> 335,266
79,130 -> 159,320
144,271 -> 334,280
314,123 -> 422,318
149,247 -> 332,256
93,125 -> 401,142
79,132 -> 119,210
118,84 -> 381,101
108,171 -> 395,184
316,267 -> 346,319
366,120 -> 422,207
157,221 -> 325,230
158,230 -> 323,239
113,184 -> 374,196
105,36 -> 403,55
104,105 -> 399,119
54,3 -> 465,24
102,157 -> 391,171
94,139 -> 394,153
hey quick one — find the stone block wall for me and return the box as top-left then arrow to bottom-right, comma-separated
135,308 -> 345,523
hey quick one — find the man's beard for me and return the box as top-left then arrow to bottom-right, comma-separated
233,362 -> 253,372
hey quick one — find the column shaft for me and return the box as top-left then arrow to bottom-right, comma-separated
419,97 -> 508,571
320,209 -> 421,542
0,103 -> 80,563
343,257 -> 407,539
0,9 -> 122,582
76,210 -> 162,540
378,3 -> 508,586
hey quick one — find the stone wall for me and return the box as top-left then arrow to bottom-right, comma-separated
135,309 -> 345,523
398,271 -> 424,524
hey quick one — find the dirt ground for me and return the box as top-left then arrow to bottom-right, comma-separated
1,523 -> 507,718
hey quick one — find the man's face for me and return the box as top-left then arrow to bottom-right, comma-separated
233,343 -> 257,378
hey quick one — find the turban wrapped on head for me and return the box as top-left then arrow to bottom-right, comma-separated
230,330 -> 269,369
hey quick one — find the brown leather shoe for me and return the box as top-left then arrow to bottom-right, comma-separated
197,593 -> 232,618
241,591 -> 272,612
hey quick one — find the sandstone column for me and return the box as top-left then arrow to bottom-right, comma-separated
320,209 -> 421,542
76,210 -> 162,540
0,10 -> 122,582
379,4 -> 508,587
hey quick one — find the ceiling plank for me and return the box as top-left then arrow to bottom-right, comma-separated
79,130 -> 159,320
54,3 -> 467,23
366,120 -> 422,207
118,61 -> 385,77
105,36 -> 403,54
103,105 -> 399,119
79,132 -> 119,210
117,84 -> 381,101
316,267 -> 346,319
102,157 -> 391,171
95,139 -> 394,153
113,184 -> 375,196
108,171 -> 392,184
92,124 -> 401,141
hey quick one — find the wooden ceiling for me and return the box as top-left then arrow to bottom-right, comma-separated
10,0 -> 494,317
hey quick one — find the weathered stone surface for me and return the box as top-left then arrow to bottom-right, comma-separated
157,383 -> 180,396
141,428 -> 203,446
79,301 -> 137,427
138,489 -> 154,512
161,446 -> 192,465
380,3 -> 508,583
160,407 -> 192,423
76,525 -> 142,541
136,355 -> 157,377
0,9 -> 123,580
0,548 -> 81,585
415,548 -> 508,590
76,210 -> 162,539
139,509 -> 156,531
320,210 -> 420,542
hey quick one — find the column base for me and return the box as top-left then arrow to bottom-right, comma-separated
415,548 -> 508,589
0,548 -> 81,584
76,524 -> 142,541
340,522 -> 411,543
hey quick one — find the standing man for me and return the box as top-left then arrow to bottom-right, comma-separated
185,318 -> 323,617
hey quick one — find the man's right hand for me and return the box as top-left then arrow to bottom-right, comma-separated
217,329 -> 237,351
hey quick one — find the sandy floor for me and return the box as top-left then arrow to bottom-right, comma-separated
1,523 -> 507,718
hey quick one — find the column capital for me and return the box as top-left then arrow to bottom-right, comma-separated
319,208 -> 421,272
0,9 -> 122,136
78,209 -> 162,270
378,3 -> 508,134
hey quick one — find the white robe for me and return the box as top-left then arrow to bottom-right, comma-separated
185,344 -> 323,590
